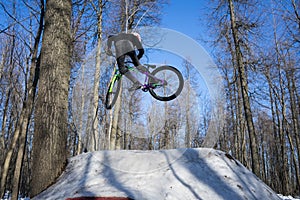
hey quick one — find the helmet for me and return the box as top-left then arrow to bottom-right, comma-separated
132,32 -> 141,42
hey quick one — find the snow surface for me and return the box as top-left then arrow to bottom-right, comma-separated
278,195 -> 300,200
30,148 -> 289,200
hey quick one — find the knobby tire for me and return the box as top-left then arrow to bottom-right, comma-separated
105,75 -> 122,109
149,65 -> 184,101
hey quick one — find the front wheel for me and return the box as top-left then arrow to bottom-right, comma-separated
148,65 -> 184,101
105,75 -> 122,109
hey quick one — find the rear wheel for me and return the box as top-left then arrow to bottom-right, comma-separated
149,65 -> 184,101
105,75 -> 122,109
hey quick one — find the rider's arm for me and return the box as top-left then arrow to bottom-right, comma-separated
132,35 -> 144,59
137,48 -> 144,60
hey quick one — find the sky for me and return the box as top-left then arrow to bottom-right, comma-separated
160,0 -> 207,41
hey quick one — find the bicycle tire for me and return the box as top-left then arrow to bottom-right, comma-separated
149,65 -> 184,101
105,75 -> 122,109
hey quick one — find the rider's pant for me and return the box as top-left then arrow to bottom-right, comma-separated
116,51 -> 141,75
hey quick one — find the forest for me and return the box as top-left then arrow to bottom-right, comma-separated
0,0 -> 299,199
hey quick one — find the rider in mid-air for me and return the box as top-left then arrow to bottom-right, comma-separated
107,32 -> 145,91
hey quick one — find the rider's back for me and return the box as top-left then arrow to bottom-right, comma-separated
109,33 -> 142,57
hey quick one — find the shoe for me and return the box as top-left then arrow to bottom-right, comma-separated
128,82 -> 141,91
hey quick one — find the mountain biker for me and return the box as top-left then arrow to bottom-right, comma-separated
107,32 -> 145,91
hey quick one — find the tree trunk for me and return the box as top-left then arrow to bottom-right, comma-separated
30,0 -> 72,197
286,69 -> 300,191
0,89 -> 11,198
185,62 -> 191,148
77,61 -> 86,154
90,0 -> 103,151
115,124 -> 122,150
265,67 -> 283,192
110,87 -> 122,150
228,0 -> 260,176
163,101 -> 170,149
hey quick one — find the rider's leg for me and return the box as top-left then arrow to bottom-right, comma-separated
128,51 -> 141,66
128,51 -> 149,73
116,55 -> 127,74
117,54 -> 141,91
124,72 -> 142,91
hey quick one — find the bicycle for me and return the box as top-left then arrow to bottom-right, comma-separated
105,62 -> 184,109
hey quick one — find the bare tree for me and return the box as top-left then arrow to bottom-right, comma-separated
84,0 -> 107,152
11,1 -> 44,198
0,0 -> 43,197
227,0 -> 260,176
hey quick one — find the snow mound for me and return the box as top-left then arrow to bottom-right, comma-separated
33,148 -> 281,200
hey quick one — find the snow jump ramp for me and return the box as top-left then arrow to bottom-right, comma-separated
33,148 -> 281,200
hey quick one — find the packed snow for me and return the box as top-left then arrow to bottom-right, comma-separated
278,195 -> 300,200
3,148 -> 300,200
31,148 -> 287,200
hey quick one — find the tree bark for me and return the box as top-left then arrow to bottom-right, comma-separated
110,87 -> 122,150
185,62 -> 191,148
30,0 -> 72,197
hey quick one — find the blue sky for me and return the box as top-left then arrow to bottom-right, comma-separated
160,0 -> 207,40
150,0 -> 213,66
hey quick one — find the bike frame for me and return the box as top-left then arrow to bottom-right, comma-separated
110,64 -> 165,92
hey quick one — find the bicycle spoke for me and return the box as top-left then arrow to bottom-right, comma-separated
153,71 -> 179,95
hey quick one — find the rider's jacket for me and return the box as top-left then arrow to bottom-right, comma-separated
107,33 -> 144,59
